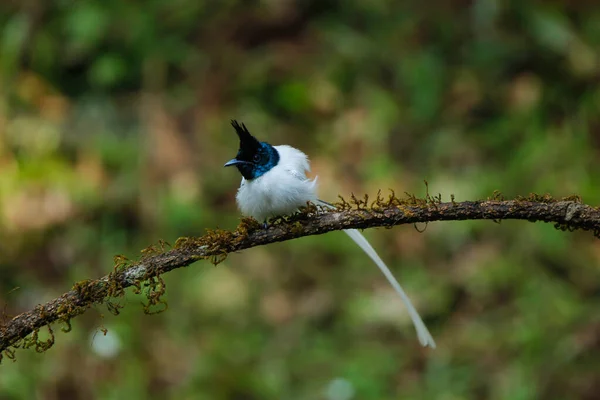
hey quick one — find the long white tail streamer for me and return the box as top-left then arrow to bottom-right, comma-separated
318,201 -> 436,348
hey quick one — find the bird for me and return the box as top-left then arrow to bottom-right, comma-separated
224,120 -> 436,348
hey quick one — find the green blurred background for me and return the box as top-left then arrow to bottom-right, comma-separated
1,1 -> 599,399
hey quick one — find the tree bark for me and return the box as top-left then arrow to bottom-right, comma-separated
1,198 -> 598,360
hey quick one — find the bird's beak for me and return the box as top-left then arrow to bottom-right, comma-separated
224,158 -> 240,167
224,158 -> 253,167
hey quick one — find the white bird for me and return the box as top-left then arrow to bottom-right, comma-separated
224,120 -> 435,348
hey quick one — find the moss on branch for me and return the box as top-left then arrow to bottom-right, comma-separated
1,192 -> 599,362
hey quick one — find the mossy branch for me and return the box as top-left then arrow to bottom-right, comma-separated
1,193 -> 599,361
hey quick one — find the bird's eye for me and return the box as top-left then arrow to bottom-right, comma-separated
253,154 -> 261,163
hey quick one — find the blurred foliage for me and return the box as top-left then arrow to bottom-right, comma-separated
0,0 -> 599,399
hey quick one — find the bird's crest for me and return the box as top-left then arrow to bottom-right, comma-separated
231,120 -> 259,146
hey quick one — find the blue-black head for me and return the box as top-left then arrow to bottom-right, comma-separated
224,120 -> 280,180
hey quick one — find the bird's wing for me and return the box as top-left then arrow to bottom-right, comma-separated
285,168 -> 310,182
274,145 -> 311,181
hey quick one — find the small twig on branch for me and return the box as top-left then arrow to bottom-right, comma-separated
1,196 -> 599,361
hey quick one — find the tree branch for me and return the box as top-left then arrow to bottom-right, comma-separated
1,197 -> 599,360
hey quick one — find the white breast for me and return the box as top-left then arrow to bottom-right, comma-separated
235,145 -> 319,221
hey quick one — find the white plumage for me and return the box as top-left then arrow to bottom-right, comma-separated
234,144 -> 436,348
